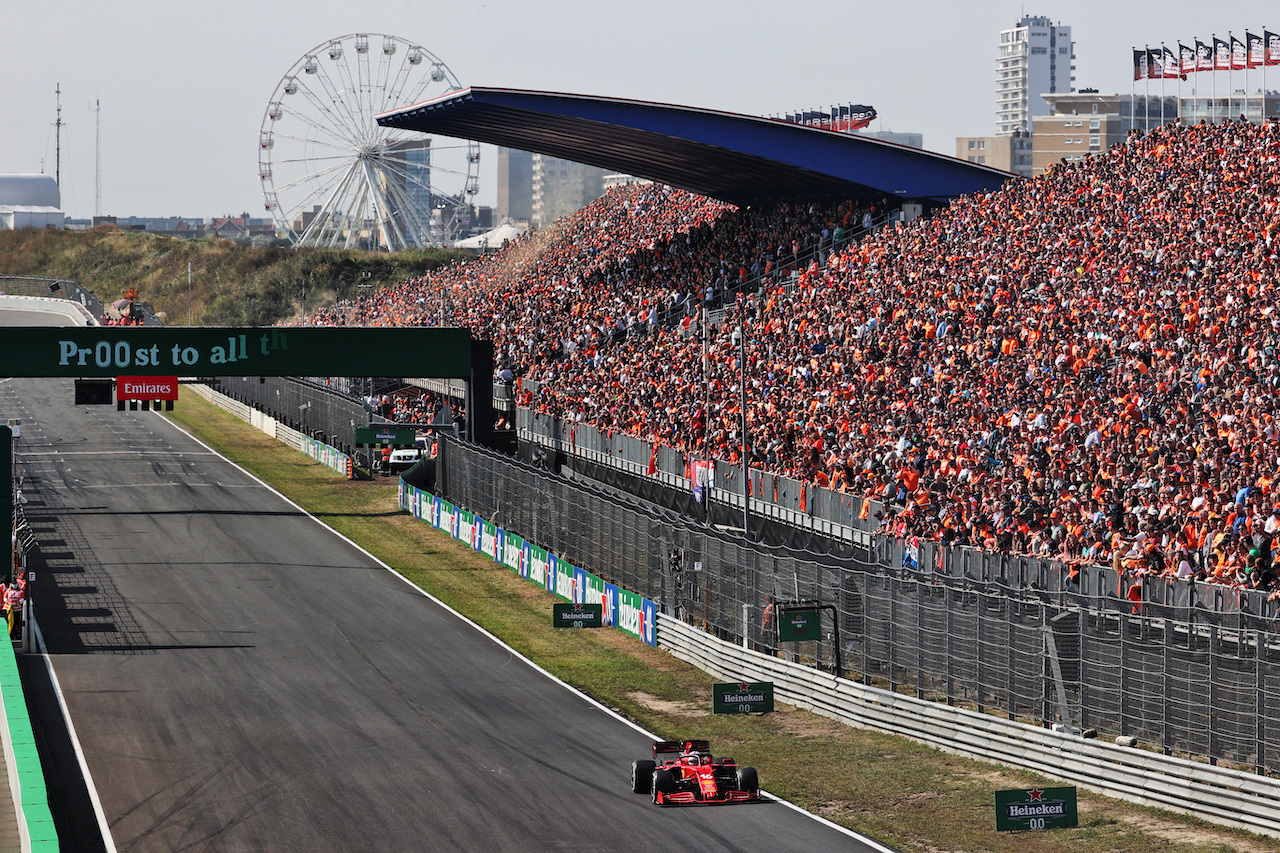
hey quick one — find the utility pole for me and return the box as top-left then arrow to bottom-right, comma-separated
94,98 -> 102,217
54,84 -> 63,187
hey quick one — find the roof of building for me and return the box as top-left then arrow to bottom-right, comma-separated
376,87 -> 1012,208
0,174 -> 61,208
454,218 -> 526,249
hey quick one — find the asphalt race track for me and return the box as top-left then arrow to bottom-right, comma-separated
2,378 -> 887,853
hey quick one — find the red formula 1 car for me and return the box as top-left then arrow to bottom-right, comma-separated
630,739 -> 760,806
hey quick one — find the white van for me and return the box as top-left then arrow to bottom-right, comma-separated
387,437 -> 429,472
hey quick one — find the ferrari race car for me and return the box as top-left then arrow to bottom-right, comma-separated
630,739 -> 760,806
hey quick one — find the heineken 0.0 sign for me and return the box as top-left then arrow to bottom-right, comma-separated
712,682 -> 774,714
994,786 -> 1077,831
355,426 -> 418,446
552,603 -> 603,628
778,606 -> 821,642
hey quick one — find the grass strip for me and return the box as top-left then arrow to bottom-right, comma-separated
163,388 -> 1269,853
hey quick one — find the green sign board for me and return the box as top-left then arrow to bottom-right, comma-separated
778,606 -> 822,642
994,786 -> 1078,831
712,682 -> 774,714
0,327 -> 472,378
355,426 -> 418,446
552,602 -> 603,628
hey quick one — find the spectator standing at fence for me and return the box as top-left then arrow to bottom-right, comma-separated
4,578 -> 24,640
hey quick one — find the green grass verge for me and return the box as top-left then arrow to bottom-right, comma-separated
163,389 -> 1269,853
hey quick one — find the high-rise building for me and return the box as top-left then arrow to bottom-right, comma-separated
1178,92 -> 1280,126
1031,112 -> 1123,174
954,132 -> 1034,176
496,147 -> 534,224
996,15 -> 1075,135
1042,91 -> 1178,135
382,139 -> 434,240
530,154 -> 605,229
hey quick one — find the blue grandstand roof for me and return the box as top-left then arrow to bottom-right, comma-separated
376,87 -> 1013,208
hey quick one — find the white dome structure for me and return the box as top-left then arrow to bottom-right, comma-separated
0,173 -> 64,231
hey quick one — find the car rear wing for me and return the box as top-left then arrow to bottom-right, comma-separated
652,741 -> 685,758
653,739 -> 712,758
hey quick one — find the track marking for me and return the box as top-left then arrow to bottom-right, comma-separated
31,619 -> 119,853
61,483 -> 266,489
20,451 -> 218,457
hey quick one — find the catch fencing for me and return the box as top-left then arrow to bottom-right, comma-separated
0,275 -> 105,320
207,375 -> 389,464
440,433 -> 1280,776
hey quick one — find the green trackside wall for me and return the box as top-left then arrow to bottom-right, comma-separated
0,638 -> 57,850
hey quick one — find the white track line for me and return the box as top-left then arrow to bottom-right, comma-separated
31,617 -> 118,853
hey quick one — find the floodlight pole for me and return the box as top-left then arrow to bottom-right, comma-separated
739,300 -> 749,538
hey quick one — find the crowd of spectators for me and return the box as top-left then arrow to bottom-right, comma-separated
305,183 -> 870,364
101,311 -> 145,326
301,117 -> 1280,591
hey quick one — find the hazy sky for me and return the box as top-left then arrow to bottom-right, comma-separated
2,0 -> 1270,220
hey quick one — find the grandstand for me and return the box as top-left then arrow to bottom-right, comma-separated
303,116 -> 1280,599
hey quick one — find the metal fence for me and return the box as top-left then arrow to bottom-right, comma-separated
518,405 -> 1280,618
0,274 -> 105,320
207,376 -> 389,462
438,434 -> 1280,775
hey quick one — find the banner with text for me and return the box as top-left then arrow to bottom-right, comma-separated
0,327 -> 472,378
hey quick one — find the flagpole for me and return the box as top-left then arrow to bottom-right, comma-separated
1131,47 -> 1137,131
1229,32 -> 1235,120
1161,42 -> 1168,127
1190,43 -> 1196,101
1177,44 -> 1183,114
1213,35 -> 1218,123
1145,45 -> 1151,132
1245,34 -> 1251,109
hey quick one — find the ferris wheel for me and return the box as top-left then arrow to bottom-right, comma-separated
259,34 -> 479,251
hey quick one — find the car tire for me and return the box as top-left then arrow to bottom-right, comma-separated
652,768 -> 675,805
736,766 -> 759,794
632,760 -> 656,794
